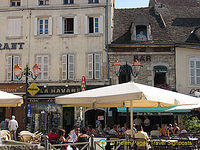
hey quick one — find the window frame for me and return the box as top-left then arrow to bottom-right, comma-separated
89,17 -> 99,34
88,53 -> 101,80
88,0 -> 99,4
189,58 -> 200,85
38,0 -> 49,6
6,55 -> 20,81
38,18 -> 49,35
62,53 -> 75,80
63,17 -> 74,34
36,55 -> 49,80
63,0 -> 74,5
10,0 -> 21,7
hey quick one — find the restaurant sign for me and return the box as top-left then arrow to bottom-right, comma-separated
0,42 -> 25,50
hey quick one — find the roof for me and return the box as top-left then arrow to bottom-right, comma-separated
112,2 -> 200,45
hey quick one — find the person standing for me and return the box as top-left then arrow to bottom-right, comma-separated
8,116 -> 18,140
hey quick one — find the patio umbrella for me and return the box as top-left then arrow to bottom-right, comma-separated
166,102 -> 200,111
0,90 -> 23,107
56,82 -> 199,129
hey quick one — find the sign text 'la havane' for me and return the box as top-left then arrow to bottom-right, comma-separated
0,42 -> 25,50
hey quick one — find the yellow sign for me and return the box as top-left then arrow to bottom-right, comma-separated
27,83 -> 39,96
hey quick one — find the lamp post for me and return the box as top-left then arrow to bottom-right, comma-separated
113,59 -> 142,126
14,64 -> 40,129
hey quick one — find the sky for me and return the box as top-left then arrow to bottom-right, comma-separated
116,0 -> 150,8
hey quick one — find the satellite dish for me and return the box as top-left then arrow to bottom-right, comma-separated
194,91 -> 200,97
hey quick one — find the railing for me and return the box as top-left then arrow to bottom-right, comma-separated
51,142 -> 90,150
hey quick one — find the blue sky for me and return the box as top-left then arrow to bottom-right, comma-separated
116,0 -> 150,8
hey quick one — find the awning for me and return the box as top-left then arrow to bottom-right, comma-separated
154,66 -> 168,73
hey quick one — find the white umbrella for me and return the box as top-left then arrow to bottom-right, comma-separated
56,82 -> 200,129
166,102 -> 200,111
0,90 -> 23,107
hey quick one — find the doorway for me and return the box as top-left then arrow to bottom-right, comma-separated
63,107 -> 74,135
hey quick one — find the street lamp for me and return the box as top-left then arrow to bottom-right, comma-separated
113,60 -> 142,78
14,64 -> 40,129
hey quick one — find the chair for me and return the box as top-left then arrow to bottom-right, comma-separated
0,130 -> 11,140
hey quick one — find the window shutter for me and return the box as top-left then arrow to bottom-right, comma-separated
85,16 -> 88,34
43,56 -> 49,80
48,17 -> 53,35
74,16 -> 78,34
58,16 -> 63,35
15,18 -> 22,36
88,54 -> 93,79
196,61 -> 200,84
36,56 -> 42,79
131,23 -> 136,41
190,59 -> 195,84
62,54 -> 67,80
34,17 -> 38,36
68,53 -> 74,80
147,25 -> 152,41
13,56 -> 20,80
94,53 -> 101,79
7,19 -> 13,37
99,15 -> 103,34
6,56 -> 12,80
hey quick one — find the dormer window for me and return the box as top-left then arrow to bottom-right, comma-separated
10,0 -> 21,7
136,25 -> 147,41
39,0 -> 49,6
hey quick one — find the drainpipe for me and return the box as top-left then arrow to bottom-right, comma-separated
106,0 -> 110,85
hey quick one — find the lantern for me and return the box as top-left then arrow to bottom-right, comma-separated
113,60 -> 121,75
132,60 -> 142,75
14,64 -> 22,77
32,64 -> 40,76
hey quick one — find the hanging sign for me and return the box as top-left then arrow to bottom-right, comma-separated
27,83 -> 40,96
81,76 -> 86,91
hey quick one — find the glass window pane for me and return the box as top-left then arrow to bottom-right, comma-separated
197,77 -> 200,84
196,61 -> 200,68
191,77 -> 195,84
190,69 -> 195,76
190,61 -> 194,68
197,69 -> 200,76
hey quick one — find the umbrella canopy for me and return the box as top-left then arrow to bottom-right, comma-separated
0,90 -> 23,107
56,82 -> 200,108
166,102 -> 200,111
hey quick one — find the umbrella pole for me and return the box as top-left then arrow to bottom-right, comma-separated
130,101 -> 133,130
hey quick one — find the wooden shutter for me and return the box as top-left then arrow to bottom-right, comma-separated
131,23 -> 136,41
147,25 -> 152,41
15,18 -> 22,36
94,53 -> 101,79
68,53 -> 74,80
85,16 -> 88,34
34,17 -> 38,36
88,54 -> 93,79
99,15 -> 103,34
62,54 -> 67,80
6,56 -> 12,80
13,56 -> 20,80
74,16 -> 78,34
58,17 -> 63,35
43,55 -> 49,80
48,17 -> 53,35
36,55 -> 42,79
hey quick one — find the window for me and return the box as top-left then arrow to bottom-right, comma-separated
190,58 -> 200,85
64,18 -> 74,34
131,24 -> 152,41
6,55 -> 20,81
88,0 -> 99,4
88,53 -> 101,79
38,0 -> 49,5
36,55 -> 49,80
34,17 -> 52,36
10,0 -> 21,7
7,18 -> 22,37
62,54 -> 75,80
58,16 -> 78,35
85,16 -> 103,34
63,0 -> 74,4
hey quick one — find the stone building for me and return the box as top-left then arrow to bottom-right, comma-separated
0,0 -> 114,132
108,0 -> 200,127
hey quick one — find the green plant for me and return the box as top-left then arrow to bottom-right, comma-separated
183,115 -> 200,132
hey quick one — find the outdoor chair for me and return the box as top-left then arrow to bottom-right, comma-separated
19,131 -> 33,143
0,130 -> 11,140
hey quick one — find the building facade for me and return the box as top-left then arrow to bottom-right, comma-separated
0,0 -> 114,132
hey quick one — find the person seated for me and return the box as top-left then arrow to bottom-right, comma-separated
58,129 -> 67,143
78,128 -> 89,142
121,123 -> 127,134
97,124 -> 103,135
86,125 -> 97,136
159,124 -> 167,137
167,124 -> 174,137
109,125 -> 119,136
136,31 -> 147,41
150,126 -> 159,138
180,126 -> 187,134
124,124 -> 136,138
103,124 -> 110,134
47,128 -> 58,144
173,123 -> 180,135
66,125 -> 79,143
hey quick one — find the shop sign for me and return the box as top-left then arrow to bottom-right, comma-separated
0,42 -> 25,50
137,112 -> 173,116
0,83 -> 26,93
98,115 -> 104,120
81,76 -> 86,91
134,55 -> 151,62
28,99 -> 55,103
99,139 -> 107,148
27,83 -> 40,96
